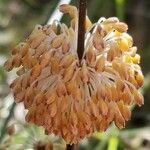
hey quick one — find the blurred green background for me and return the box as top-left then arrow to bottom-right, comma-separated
0,0 -> 150,149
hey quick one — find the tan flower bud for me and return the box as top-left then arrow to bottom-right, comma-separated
95,56 -> 105,72
99,118 -> 108,131
133,90 -> 144,106
10,78 -> 19,89
135,72 -> 144,87
93,34 -> 104,51
24,87 -> 34,105
107,49 -> 114,61
106,106 -> 115,123
80,62 -> 89,83
111,86 -> 119,101
51,21 -> 58,34
122,33 -> 133,48
132,54 -> 141,64
77,111 -> 92,131
114,113 -> 125,129
28,25 -> 43,41
31,64 -> 41,79
62,41 -> 70,53
4,58 -> 13,71
114,22 -> 128,32
90,100 -> 99,117
25,106 -> 36,123
16,67 -> 25,76
97,85 -> 108,99
86,16 -> 92,30
60,54 -> 75,68
12,43 -> 28,57
117,101 -> 131,121
49,102 -> 57,117
56,82 -> 67,97
15,91 -> 25,102
66,80 -> 77,95
50,57 -> 60,74
118,38 -> 129,51
86,47 -> 96,65
34,92 -> 45,105
51,34 -> 64,48
103,17 -> 119,24
116,79 -> 125,91
21,75 -> 29,89
71,111 -> 78,126
122,86 -> 132,105
98,98 -> 108,116
12,82 -> 22,94
30,33 -> 46,49
21,54 -> 29,68
130,46 -> 137,56
59,4 -> 77,19
63,62 -> 76,82
45,90 -> 56,105
41,51 -> 53,68
35,42 -> 47,57
75,88 -> 82,101
123,55 -> 132,63
60,96 -> 68,112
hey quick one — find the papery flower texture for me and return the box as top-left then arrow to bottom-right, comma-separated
4,4 -> 144,144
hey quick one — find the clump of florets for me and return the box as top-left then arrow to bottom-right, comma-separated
4,4 -> 144,144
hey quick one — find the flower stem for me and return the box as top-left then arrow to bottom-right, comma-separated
66,144 -> 77,150
77,0 -> 87,60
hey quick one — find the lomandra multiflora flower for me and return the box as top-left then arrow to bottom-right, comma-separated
4,4 -> 144,144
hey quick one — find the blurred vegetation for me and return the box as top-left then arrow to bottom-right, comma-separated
0,0 -> 150,149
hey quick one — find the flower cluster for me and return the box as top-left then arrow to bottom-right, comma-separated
4,4 -> 144,144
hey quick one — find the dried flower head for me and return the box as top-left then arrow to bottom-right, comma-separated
4,4 -> 144,144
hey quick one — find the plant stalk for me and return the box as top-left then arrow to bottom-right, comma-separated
66,144 -> 77,150
77,0 -> 87,60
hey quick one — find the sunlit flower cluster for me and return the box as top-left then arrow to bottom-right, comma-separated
4,4 -> 144,144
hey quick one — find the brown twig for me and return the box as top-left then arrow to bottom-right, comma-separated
77,0 -> 87,60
